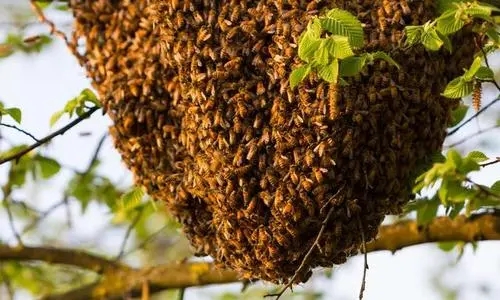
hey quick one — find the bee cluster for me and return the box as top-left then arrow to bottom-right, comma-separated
69,0 -> 477,283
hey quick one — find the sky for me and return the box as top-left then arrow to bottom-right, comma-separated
1,1 -> 500,300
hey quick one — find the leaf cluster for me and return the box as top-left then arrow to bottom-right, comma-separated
50,88 -> 101,126
408,150 -> 500,225
289,9 -> 399,88
0,34 -> 53,59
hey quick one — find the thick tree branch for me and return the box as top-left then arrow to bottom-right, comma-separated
0,245 -> 126,274
1,213 -> 499,299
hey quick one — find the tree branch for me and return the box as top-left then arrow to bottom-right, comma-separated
0,107 -> 100,165
0,245 -> 126,274
1,213 -> 499,299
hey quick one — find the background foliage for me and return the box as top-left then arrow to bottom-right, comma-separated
1,1 -> 500,299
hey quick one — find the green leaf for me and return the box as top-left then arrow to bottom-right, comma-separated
438,241 -> 457,252
416,198 -> 440,225
370,51 -> 400,69
290,65 -> 311,89
318,59 -> 339,83
464,4 -> 494,20
466,151 -> 489,163
490,180 -> 500,194
421,27 -> 444,51
35,1 -> 51,9
34,156 -> 61,179
405,25 -> 424,46
436,30 -> 453,52
120,187 -> 145,212
436,9 -> 466,35
1,107 -> 22,123
321,9 -> 364,48
463,56 -> 482,81
446,149 -> 463,169
307,18 -> 323,38
339,56 -> 367,77
458,158 -> 480,174
442,77 -> 474,98
49,110 -> 65,127
298,32 -> 322,63
447,202 -> 464,218
474,66 -> 495,81
436,0 -> 462,14
449,104 -> 469,127
313,41 -> 330,66
326,35 -> 354,59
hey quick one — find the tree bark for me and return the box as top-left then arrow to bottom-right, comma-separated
1,213 -> 500,299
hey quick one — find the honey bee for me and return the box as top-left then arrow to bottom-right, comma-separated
382,0 -> 392,15
313,141 -> 326,157
328,83 -> 339,120
233,147 -> 245,166
312,167 -> 327,183
377,7 -> 387,32
400,0 -> 411,15
304,149 -> 315,167
268,244 -> 280,257
241,20 -> 257,36
289,167 -> 300,185
246,141 -> 258,160
301,178 -> 314,191
274,233 -> 289,247
227,26 -> 240,40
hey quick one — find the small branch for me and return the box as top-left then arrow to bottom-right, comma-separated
0,107 -> 100,165
1,184 -> 23,246
268,188 -> 345,299
0,123 -> 40,142
447,94 -> 500,137
445,124 -> 500,148
116,210 -> 143,260
21,198 -> 66,235
29,0 -> 86,65
122,224 -> 170,257
480,157 -> 500,168
357,216 -> 368,300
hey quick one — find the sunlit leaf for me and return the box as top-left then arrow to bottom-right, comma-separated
34,155 -> 61,179
289,65 -> 311,89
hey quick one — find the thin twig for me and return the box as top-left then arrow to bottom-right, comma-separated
447,94 -> 500,137
21,198 -> 66,234
29,0 -> 86,65
0,123 -> 40,142
480,46 -> 500,92
357,216 -> 368,300
466,178 -> 500,200
86,134 -> 108,171
116,210 -> 144,260
122,224 -> 170,257
267,188 -> 345,299
445,124 -> 500,148
480,157 -> 500,168
1,183 -> 23,246
0,106 -> 100,165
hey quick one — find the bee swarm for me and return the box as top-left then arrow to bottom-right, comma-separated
69,0 -> 476,283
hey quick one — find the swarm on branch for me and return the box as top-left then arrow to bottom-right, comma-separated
1,213 -> 499,299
